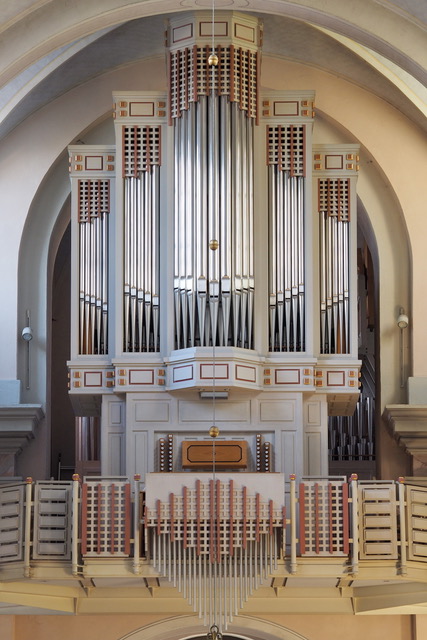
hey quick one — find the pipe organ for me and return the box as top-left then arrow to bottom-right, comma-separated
68,11 -> 361,506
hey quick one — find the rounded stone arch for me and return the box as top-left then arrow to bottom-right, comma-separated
119,615 -> 310,640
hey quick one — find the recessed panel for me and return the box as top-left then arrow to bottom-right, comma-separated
84,371 -> 102,387
275,369 -> 301,384
327,371 -> 346,386
273,101 -> 299,117
235,364 -> 256,382
260,400 -> 295,422
172,23 -> 193,43
135,401 -> 169,423
129,101 -> 155,117
325,154 -> 343,170
173,364 -> 194,383
199,21 -> 228,37
234,22 -> 255,43
85,156 -> 103,170
179,401 -> 250,422
129,369 -> 154,385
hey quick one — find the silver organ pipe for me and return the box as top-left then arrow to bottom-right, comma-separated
122,125 -> 161,352
77,178 -> 110,355
318,176 -> 351,354
267,123 -> 307,352
146,476 -> 285,632
170,41 -> 258,349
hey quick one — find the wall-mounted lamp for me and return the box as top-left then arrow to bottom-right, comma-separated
21,310 -> 33,389
21,326 -> 33,341
397,312 -> 409,330
397,307 -> 409,388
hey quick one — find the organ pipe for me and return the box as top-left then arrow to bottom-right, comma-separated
77,178 -> 110,355
267,123 -> 308,352
122,125 -> 161,352
318,177 -> 351,354
146,477 -> 284,631
170,40 -> 258,349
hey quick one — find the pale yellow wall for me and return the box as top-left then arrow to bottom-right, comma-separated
14,614 -> 166,640
12,613 -> 414,640
260,614 -> 413,640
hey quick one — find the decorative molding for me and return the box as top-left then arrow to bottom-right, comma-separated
0,405 -> 44,465
384,404 -> 427,459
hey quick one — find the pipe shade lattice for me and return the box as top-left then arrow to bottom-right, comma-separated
146,478 -> 284,631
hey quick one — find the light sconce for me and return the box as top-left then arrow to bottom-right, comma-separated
21,310 -> 33,389
397,312 -> 409,330
22,326 -> 33,341
397,307 -> 409,388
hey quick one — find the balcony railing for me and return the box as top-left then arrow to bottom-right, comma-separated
1,474 -> 427,579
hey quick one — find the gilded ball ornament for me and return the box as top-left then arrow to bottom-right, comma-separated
209,239 -> 219,251
209,426 -> 220,438
208,53 -> 219,66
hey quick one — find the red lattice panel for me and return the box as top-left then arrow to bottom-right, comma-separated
122,125 -> 162,177
267,125 -> 306,176
169,46 -> 258,120
81,480 -> 131,557
318,178 -> 350,221
299,479 -> 349,556
78,180 -> 110,223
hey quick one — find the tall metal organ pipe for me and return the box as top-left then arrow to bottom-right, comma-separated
171,42 -> 258,349
77,179 -> 110,355
122,125 -> 161,352
267,124 -> 307,352
318,177 -> 350,354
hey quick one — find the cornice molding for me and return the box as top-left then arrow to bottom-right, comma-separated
384,404 -> 427,455
0,404 -> 44,455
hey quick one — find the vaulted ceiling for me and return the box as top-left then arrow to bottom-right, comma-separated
0,0 -> 425,141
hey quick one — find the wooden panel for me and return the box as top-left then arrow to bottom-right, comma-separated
33,482 -> 73,559
182,440 -> 247,468
358,482 -> 397,560
0,484 -> 24,562
407,486 -> 427,562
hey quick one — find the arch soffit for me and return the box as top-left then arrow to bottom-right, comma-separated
0,0 -> 424,91
118,615 -> 309,640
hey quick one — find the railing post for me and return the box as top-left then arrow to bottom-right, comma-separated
290,474 -> 297,574
350,473 -> 359,574
24,477 -> 33,577
72,474 -> 80,576
133,474 -> 141,574
398,477 -> 408,575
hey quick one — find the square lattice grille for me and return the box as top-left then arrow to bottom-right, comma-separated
318,178 -> 350,221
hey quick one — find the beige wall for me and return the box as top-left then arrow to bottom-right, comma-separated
9,613 -> 418,640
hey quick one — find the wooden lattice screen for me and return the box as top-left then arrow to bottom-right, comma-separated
81,478 -> 131,556
299,478 -> 349,556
